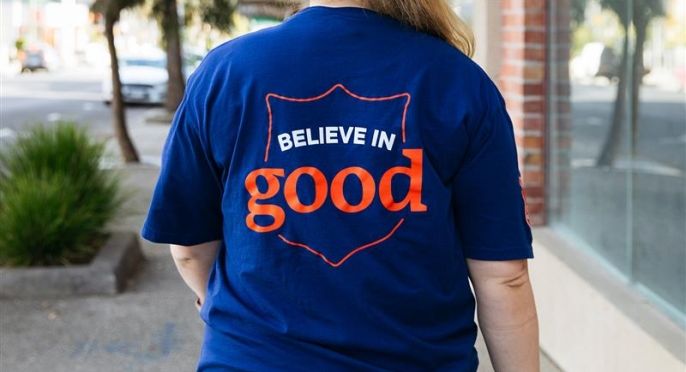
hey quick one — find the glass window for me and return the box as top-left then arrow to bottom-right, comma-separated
549,0 -> 686,322
451,0 -> 474,25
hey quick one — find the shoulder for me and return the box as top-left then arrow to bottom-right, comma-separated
415,32 -> 482,73
192,23 -> 289,75
182,24 -> 287,102
411,33 -> 501,112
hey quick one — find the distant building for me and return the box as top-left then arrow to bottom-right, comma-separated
0,0 -> 91,71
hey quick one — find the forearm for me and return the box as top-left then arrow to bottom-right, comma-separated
477,278 -> 539,371
170,241 -> 221,304
468,259 -> 539,372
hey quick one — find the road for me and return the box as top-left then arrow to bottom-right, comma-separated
0,68 -> 150,141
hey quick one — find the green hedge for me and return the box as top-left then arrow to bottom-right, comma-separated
0,123 -> 123,266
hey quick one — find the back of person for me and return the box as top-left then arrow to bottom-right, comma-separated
142,4 -> 534,372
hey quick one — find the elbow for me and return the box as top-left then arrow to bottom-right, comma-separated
170,244 -> 210,265
496,259 -> 530,288
169,241 -> 221,266
172,254 -> 196,266
467,258 -> 532,291
500,263 -> 531,289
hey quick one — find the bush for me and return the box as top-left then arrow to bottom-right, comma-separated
0,123 -> 123,266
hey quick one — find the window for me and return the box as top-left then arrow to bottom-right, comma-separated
451,0 -> 474,25
548,0 -> 686,323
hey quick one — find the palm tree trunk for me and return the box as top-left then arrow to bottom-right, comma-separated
596,29 -> 630,167
105,17 -> 139,163
164,0 -> 185,113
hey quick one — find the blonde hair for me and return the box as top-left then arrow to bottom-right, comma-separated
292,1 -> 475,57
366,0 -> 475,57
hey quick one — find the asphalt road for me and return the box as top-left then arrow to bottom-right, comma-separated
0,68 -> 150,140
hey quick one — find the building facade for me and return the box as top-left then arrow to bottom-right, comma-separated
473,0 -> 685,371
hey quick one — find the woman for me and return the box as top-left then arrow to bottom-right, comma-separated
142,0 -> 539,371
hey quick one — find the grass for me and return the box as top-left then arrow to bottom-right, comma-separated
0,123 -> 124,266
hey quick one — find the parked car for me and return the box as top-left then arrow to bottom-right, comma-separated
20,46 -> 60,72
102,51 -> 203,105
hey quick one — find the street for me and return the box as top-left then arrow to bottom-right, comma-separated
0,69 -> 176,166
0,69 -> 150,142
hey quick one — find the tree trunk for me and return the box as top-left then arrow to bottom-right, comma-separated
164,0 -> 185,113
596,29 -> 630,167
105,17 -> 140,163
630,19 -> 647,157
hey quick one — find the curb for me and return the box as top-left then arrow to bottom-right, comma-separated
143,108 -> 174,124
0,231 -> 144,298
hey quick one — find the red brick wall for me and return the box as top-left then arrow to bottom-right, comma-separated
499,0 -> 548,226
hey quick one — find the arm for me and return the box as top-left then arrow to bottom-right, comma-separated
170,240 -> 221,308
467,259 -> 539,372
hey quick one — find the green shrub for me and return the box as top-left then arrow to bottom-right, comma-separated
0,123 -> 123,266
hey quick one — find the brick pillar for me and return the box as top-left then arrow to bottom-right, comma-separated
499,0 -> 548,226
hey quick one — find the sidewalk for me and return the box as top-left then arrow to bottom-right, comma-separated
0,163 -> 205,371
0,112 -> 562,371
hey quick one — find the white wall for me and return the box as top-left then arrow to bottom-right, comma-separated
472,0 -> 502,79
531,229 -> 686,372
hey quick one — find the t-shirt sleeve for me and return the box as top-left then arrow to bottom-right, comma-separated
452,77 -> 533,261
140,83 -> 224,246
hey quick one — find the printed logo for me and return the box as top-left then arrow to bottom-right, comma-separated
244,84 -> 427,267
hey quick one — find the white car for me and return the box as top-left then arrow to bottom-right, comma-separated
102,52 -> 203,105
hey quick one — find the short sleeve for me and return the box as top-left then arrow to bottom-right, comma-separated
140,89 -> 224,246
452,78 -> 533,260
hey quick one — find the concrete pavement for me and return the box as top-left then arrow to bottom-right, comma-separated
0,161 -> 205,371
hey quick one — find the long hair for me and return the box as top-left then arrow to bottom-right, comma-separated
367,0 -> 475,57
291,1 -> 475,57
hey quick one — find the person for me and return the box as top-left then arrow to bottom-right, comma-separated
141,0 -> 540,371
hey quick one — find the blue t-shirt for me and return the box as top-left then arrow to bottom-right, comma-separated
141,5 -> 533,371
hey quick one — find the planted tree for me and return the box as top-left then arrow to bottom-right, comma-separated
153,0 -> 238,112
197,0 -> 239,32
153,0 -> 186,112
92,0 -> 142,163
